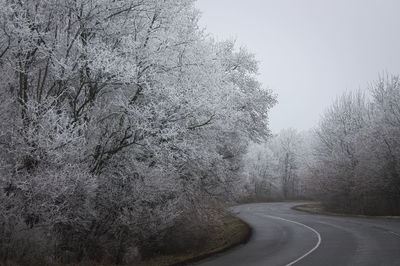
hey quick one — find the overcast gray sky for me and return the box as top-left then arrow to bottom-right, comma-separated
195,0 -> 400,132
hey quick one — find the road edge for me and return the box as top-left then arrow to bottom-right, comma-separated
169,216 -> 252,266
292,203 -> 400,220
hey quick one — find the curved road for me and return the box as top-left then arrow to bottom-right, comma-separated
194,202 -> 400,266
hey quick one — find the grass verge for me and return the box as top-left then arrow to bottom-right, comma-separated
292,203 -> 400,220
135,215 -> 252,266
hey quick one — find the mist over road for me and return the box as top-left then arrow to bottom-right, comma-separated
194,202 -> 400,266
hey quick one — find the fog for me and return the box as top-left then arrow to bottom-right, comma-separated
1,1 -> 400,265
195,0 -> 400,132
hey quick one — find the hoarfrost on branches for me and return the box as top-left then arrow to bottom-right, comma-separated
0,0 -> 275,264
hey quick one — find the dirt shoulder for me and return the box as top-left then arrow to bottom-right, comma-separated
292,203 -> 400,220
135,215 -> 252,266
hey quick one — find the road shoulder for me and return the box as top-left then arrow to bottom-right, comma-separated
292,203 -> 400,220
137,215 -> 252,266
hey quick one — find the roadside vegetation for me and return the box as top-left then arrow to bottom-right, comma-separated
136,215 -> 251,266
306,76 -> 400,215
247,76 -> 400,216
0,0 -> 271,265
293,203 -> 400,219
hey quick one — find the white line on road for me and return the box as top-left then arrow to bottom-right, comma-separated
261,215 -> 322,266
389,231 -> 400,238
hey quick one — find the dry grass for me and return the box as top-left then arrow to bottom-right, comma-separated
134,215 -> 251,266
6,215 -> 250,266
292,203 -> 400,220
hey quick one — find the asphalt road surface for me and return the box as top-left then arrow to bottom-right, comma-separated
194,202 -> 400,266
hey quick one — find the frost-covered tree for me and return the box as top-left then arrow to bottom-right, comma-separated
307,76 -> 400,215
242,128 -> 306,201
242,142 -> 280,201
310,92 -> 369,210
274,129 -> 304,199
0,0 -> 275,264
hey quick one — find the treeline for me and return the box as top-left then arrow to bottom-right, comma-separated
309,76 -> 400,215
0,0 -> 275,265
243,76 -> 400,216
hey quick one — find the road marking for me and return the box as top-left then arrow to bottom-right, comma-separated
389,231 -> 400,238
261,215 -> 322,266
